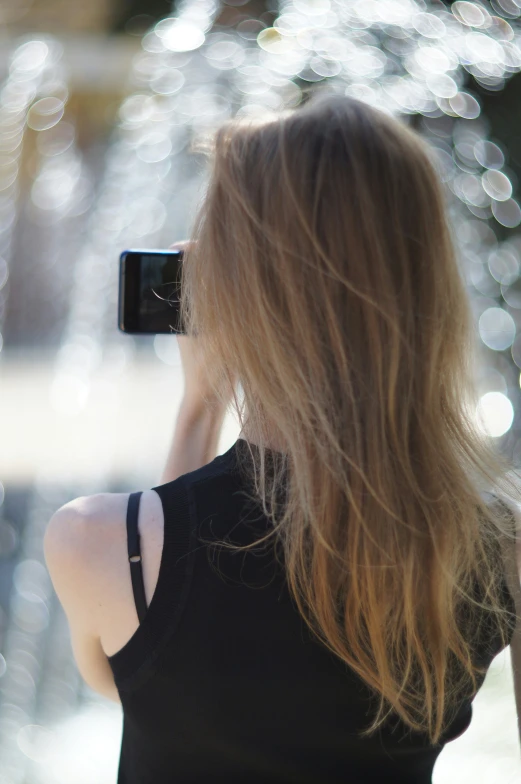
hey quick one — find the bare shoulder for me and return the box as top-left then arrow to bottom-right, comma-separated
44,490 -> 164,565
45,493 -> 126,559
48,492 -> 127,528
44,489 -> 166,657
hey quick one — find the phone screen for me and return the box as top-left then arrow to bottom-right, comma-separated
119,249 -> 185,334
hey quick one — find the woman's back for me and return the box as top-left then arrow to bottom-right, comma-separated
45,93 -> 521,779
107,440 -> 516,783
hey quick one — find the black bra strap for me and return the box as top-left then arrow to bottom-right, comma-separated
126,491 -> 148,623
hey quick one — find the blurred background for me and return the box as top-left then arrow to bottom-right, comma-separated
0,0 -> 521,781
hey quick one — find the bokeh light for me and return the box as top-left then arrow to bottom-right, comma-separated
476,390 -> 515,436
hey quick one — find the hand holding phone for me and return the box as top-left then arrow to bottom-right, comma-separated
167,240 -> 223,400
118,242 -> 227,396
167,241 -> 228,405
119,243 -> 236,482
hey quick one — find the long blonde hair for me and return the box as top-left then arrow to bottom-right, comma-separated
180,94 -> 520,744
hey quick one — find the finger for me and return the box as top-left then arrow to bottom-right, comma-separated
168,239 -> 193,251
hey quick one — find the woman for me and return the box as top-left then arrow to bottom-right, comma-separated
44,94 -> 521,782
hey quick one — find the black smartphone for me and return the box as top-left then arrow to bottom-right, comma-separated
118,249 -> 185,334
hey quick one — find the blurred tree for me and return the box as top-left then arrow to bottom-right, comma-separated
110,0 -> 276,34
4,0 -> 115,32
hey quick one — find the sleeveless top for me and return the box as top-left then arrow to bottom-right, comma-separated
107,439 -> 516,784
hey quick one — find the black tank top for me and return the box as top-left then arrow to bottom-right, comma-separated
107,439 -> 515,783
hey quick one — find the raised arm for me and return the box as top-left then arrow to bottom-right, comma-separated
160,333 -> 229,483
160,240 -> 231,484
